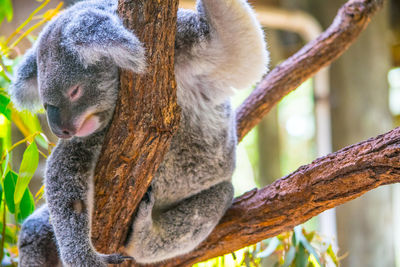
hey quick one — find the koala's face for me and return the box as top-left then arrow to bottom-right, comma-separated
9,6 -> 146,139
37,40 -> 118,139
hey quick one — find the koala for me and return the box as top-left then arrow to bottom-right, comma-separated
10,0 -> 268,266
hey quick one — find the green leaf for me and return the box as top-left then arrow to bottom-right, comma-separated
295,243 -> 308,267
305,231 -> 316,242
4,170 -> 17,213
14,141 -> 38,204
0,0 -> 13,24
4,170 -> 35,221
0,94 -> 11,121
17,110 -> 47,149
294,226 -> 303,246
0,183 -> 2,208
298,234 -> 323,267
1,152 -> 10,180
0,221 -> 15,244
258,237 -> 280,258
326,245 -> 339,266
18,188 -> 35,222
35,135 -> 48,150
0,94 -> 10,108
282,246 -> 296,267
244,252 -> 250,267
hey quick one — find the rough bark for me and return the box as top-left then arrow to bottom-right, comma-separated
88,0 -> 392,265
91,1 -> 180,253
236,0 -> 384,141
164,126 -> 400,266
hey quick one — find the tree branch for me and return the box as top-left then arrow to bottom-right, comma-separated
91,1 -> 180,253
236,0 -> 383,141
164,126 -> 400,266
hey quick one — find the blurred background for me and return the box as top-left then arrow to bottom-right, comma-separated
1,0 -> 399,266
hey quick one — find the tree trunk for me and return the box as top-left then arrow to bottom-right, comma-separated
91,0 -> 180,254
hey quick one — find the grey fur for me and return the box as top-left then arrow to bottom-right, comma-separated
18,206 -> 61,267
11,0 -> 268,265
8,46 -> 41,112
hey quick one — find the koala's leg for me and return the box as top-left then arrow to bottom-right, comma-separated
126,181 -> 234,263
18,205 -> 61,267
176,0 -> 269,100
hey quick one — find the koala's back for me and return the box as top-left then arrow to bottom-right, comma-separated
152,96 -> 237,210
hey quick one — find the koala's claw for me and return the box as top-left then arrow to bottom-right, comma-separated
142,185 -> 153,203
102,253 -> 134,264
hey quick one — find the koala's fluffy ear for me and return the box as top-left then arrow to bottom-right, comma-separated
65,10 -> 146,73
8,47 -> 41,112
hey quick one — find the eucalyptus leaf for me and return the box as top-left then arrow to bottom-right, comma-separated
18,111 -> 47,149
0,0 -> 13,23
326,245 -> 339,266
0,222 -> 14,244
0,183 -> 2,208
245,252 -> 250,267
258,237 -> 280,258
0,94 -> 11,121
294,226 -> 303,246
295,243 -> 308,267
14,141 -> 39,204
4,170 -> 35,220
299,234 -> 323,267
282,246 -> 296,267
18,188 -> 35,222
1,152 -> 10,180
4,171 -> 17,213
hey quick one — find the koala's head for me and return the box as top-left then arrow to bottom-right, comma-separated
8,5 -> 146,139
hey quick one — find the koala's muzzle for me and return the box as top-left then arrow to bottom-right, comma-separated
46,104 -> 75,139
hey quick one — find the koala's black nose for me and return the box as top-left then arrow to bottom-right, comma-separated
46,105 -> 75,138
46,104 -> 61,126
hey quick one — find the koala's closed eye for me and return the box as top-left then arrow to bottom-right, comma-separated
68,85 -> 82,101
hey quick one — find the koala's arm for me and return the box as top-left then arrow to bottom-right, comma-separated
44,131 -> 128,266
126,181 -> 234,263
175,0 -> 269,101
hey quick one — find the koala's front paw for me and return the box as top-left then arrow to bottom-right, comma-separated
101,253 -> 134,264
63,252 -> 130,267
141,185 -> 153,203
64,254 -> 107,267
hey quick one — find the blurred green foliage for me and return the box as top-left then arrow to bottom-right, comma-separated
0,0 -> 13,25
195,226 -> 338,267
